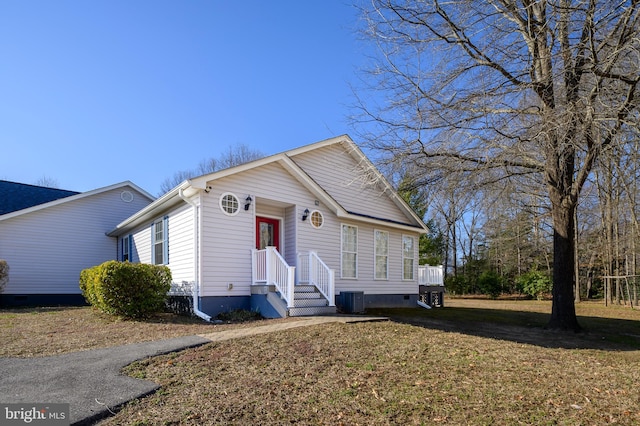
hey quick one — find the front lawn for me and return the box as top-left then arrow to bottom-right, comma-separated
96,299 -> 640,425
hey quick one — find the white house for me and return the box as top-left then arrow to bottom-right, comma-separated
107,135 -> 431,318
0,181 -> 154,306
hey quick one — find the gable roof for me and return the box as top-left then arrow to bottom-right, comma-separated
109,135 -> 428,235
0,181 -> 155,222
0,180 -> 80,215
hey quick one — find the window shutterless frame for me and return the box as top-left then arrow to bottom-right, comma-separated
122,234 -> 132,262
341,224 -> 358,279
374,230 -> 389,280
151,216 -> 169,265
402,235 -> 415,280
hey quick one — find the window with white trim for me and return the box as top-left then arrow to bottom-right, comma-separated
374,230 -> 389,279
310,210 -> 323,228
402,235 -> 415,280
152,217 -> 168,265
122,235 -> 131,262
341,224 -> 358,279
220,193 -> 240,216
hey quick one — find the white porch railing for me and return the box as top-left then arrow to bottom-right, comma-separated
169,281 -> 194,296
418,265 -> 444,286
252,247 -> 295,308
297,251 -> 335,307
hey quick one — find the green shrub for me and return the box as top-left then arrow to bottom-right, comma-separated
516,269 -> 552,300
444,274 -> 469,295
478,270 -> 503,299
80,261 -> 171,318
0,260 -> 8,293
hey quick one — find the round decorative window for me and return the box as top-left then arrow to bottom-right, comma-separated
220,193 -> 240,216
120,191 -> 134,203
310,210 -> 324,228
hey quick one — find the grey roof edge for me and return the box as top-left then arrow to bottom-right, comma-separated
0,181 -> 155,222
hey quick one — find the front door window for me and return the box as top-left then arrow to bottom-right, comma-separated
256,217 -> 280,251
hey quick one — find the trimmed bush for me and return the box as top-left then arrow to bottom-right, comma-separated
80,261 -> 171,318
0,260 -> 8,293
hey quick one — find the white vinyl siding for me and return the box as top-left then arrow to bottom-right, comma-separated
291,143 -> 414,225
403,235 -> 415,280
341,224 -> 358,279
128,204 -> 194,284
0,186 -> 152,295
200,162 -> 316,296
374,230 -> 389,280
164,205 -> 195,284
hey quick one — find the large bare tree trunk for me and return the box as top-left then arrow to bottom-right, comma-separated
549,200 -> 580,330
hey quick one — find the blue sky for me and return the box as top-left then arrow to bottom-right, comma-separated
0,1 -> 369,196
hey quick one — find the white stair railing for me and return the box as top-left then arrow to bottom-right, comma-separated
418,265 -> 444,286
252,247 -> 295,308
298,251 -> 335,307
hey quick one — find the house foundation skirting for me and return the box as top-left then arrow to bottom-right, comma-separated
0,294 -> 87,307
199,295 -> 251,318
363,293 -> 418,309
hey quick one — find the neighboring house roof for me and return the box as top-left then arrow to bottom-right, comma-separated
108,135 -> 428,236
0,181 -> 155,222
0,180 -> 80,215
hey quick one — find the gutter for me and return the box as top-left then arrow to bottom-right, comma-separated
178,188 -> 212,322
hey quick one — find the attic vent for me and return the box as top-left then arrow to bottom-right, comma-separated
121,191 -> 134,203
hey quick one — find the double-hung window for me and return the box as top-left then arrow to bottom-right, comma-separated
122,235 -> 132,262
341,224 -> 358,278
402,235 -> 415,280
374,230 -> 389,279
152,217 -> 168,265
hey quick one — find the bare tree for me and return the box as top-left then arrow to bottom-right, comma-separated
34,175 -> 60,189
355,0 -> 639,330
159,144 -> 265,195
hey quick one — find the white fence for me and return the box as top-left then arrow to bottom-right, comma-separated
418,265 -> 444,286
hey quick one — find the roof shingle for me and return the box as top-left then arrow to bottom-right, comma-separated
0,180 -> 80,215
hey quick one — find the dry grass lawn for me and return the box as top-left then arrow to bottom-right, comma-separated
0,306 -> 294,357
2,299 -> 640,425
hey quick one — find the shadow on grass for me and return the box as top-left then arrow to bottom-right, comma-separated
366,306 -> 640,351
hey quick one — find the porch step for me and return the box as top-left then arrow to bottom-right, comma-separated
293,285 -> 329,308
288,305 -> 337,317
266,285 -> 336,317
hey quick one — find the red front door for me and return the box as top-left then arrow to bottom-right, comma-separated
256,216 -> 280,252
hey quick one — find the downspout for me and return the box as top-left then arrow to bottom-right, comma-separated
179,188 -> 212,322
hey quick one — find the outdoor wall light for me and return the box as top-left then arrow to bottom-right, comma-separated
204,186 -> 212,193
244,195 -> 252,211
302,208 -> 310,221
